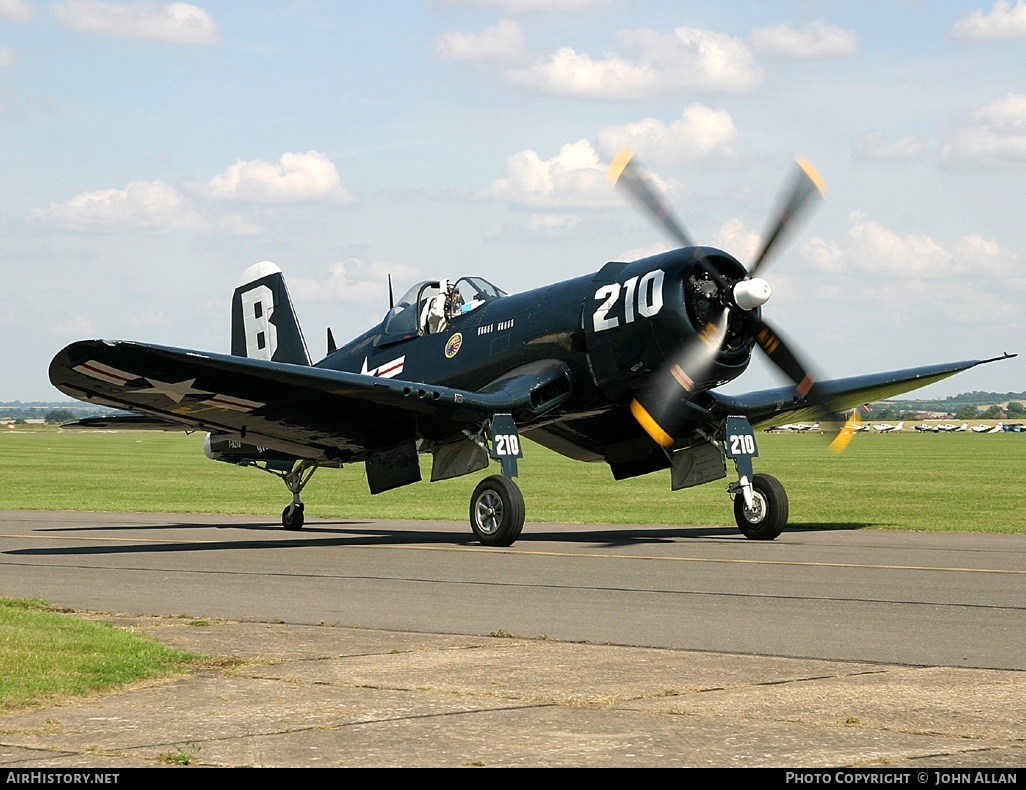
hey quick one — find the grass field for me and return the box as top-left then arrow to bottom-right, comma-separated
0,597 -> 201,713
1,427 -> 1023,533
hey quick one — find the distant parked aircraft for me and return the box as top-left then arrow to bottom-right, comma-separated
872,421 -> 903,433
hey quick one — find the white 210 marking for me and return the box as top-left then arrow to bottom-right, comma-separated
592,269 -> 665,332
729,433 -> 756,456
494,434 -> 520,455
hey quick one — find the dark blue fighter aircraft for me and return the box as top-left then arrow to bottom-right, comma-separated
49,149 -> 1014,546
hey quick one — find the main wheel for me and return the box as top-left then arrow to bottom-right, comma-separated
734,473 -> 788,540
282,502 -> 305,531
470,475 -> 525,547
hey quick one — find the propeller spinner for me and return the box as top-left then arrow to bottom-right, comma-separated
608,147 -> 829,447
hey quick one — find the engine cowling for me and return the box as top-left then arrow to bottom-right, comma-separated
582,247 -> 756,404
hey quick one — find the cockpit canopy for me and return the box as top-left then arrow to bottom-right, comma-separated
380,276 -> 507,345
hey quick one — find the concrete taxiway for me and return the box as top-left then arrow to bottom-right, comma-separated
1,617 -> 1025,769
1,510 -> 1024,768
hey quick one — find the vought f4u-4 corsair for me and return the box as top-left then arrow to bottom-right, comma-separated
49,149 -> 1015,546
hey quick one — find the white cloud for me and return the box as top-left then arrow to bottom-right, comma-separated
800,213 -> 1022,333
853,132 -> 928,161
596,104 -> 738,163
289,259 -> 422,306
616,241 -> 672,261
51,317 -> 93,337
51,1 -> 219,45
29,180 -> 207,233
504,26 -> 763,99
0,0 -> 36,22
188,151 -> 354,204
28,152 -> 353,235
479,139 -> 613,207
749,20 -> 858,58
954,234 -> 1020,277
845,215 -> 947,274
434,19 -> 529,62
952,1 -> 1026,40
805,211 -> 1018,278
0,46 -> 14,69
482,212 -> 583,241
941,94 -> 1026,167
715,217 -> 760,262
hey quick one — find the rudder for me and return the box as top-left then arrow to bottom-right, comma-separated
231,261 -> 311,365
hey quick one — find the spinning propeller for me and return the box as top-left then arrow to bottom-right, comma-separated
608,147 -> 836,448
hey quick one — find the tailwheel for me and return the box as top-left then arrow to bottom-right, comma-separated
734,473 -> 788,540
282,502 -> 305,531
470,475 -> 525,547
264,460 -> 317,531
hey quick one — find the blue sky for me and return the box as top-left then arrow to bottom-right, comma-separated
1,0 -> 1024,401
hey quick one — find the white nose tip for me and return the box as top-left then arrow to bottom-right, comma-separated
733,278 -> 771,311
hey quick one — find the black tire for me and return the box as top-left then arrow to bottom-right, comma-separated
733,473 -> 788,540
469,475 -> 525,547
282,503 -> 305,531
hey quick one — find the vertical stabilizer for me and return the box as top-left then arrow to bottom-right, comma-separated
231,261 -> 311,365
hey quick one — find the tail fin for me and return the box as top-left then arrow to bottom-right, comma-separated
231,261 -> 311,365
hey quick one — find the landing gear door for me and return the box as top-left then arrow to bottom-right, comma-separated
490,413 -> 523,478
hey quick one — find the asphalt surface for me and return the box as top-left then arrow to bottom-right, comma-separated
1,510 -> 1024,769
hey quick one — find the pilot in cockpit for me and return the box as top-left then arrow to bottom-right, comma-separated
421,280 -> 448,335
422,279 -> 466,334
418,277 -> 498,334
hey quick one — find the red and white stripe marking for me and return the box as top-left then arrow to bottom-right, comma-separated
73,360 -> 138,386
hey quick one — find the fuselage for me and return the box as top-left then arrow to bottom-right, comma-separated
322,272 -> 596,400
318,247 -> 758,428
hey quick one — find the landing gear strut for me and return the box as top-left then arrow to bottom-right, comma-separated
263,460 -> 318,531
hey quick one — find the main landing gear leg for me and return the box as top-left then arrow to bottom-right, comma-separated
266,460 -> 318,531
724,416 -> 788,540
469,414 -> 526,547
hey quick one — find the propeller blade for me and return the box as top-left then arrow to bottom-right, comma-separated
608,147 -> 693,249
748,157 -> 826,277
748,314 -> 859,456
829,409 -> 859,453
749,315 -> 818,400
630,308 -> 729,447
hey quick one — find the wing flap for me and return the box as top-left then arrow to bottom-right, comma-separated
62,414 -> 193,431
